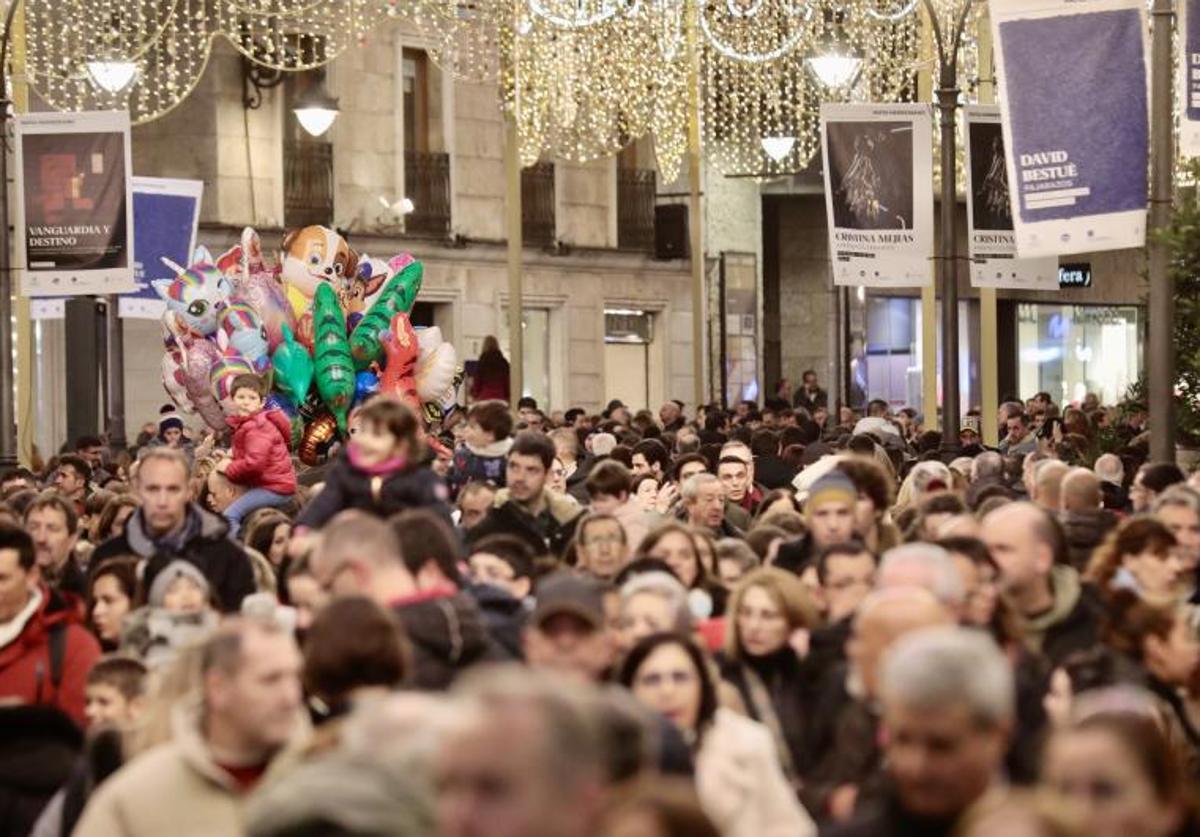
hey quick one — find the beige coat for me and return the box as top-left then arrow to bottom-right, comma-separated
74,700 -> 308,837
695,708 -> 817,837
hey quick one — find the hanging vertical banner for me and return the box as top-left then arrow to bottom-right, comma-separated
820,103 -> 934,288
963,106 -> 1058,290
991,0 -> 1149,258
1181,0 -> 1200,157
15,110 -> 137,296
123,177 -> 204,318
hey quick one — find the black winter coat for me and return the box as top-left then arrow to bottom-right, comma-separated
296,448 -> 453,530
392,590 -> 510,690
91,506 -> 255,613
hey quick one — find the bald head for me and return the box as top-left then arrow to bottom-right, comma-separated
850,587 -> 954,699
312,510 -> 415,603
1032,460 -> 1069,511
1060,468 -> 1102,512
981,501 -> 1062,606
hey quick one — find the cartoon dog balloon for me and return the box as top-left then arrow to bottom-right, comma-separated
279,225 -> 358,320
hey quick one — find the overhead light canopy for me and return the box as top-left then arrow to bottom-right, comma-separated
760,136 -> 796,164
805,49 -> 863,90
86,60 -> 139,94
293,84 -> 340,137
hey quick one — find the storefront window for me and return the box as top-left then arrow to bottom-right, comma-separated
1017,304 -> 1141,405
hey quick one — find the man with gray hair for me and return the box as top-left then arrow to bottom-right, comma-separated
434,665 -> 609,837
875,543 -> 966,615
827,626 -> 1012,835
1093,452 -> 1129,511
682,472 -> 741,537
1153,485 -> 1200,593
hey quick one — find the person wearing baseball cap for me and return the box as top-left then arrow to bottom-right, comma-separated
522,572 -> 613,683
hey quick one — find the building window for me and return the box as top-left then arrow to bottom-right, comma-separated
521,162 -> 556,246
283,69 -> 334,227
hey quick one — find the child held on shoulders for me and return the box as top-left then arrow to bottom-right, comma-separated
215,374 -> 296,537
295,397 -> 452,530
447,399 -> 514,497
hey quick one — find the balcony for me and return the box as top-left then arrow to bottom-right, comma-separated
521,162 -> 556,246
404,150 -> 452,237
617,167 -> 656,252
284,141 -> 334,228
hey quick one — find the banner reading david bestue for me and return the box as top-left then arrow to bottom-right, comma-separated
991,0 -> 1148,258
1181,0 -> 1200,157
820,103 -> 934,288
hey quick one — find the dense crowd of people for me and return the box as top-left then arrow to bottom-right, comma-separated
2,369 -> 1199,837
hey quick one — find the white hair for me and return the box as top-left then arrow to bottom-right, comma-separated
681,472 -> 720,502
619,571 -> 692,633
590,433 -> 618,457
1093,453 -> 1125,487
878,543 -> 966,608
880,625 -> 1014,727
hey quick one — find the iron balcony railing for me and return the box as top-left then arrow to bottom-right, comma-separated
617,167 -> 656,252
521,161 -> 556,246
404,150 -> 452,237
284,140 -> 334,228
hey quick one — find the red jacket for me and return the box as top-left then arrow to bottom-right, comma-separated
225,409 -> 297,495
0,584 -> 101,727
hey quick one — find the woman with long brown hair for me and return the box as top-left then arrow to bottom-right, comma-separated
470,335 -> 510,403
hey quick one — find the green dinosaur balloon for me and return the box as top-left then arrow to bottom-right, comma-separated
313,283 -> 356,433
271,324 -> 314,404
349,258 -> 424,370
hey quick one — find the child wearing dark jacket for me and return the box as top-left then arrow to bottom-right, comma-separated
216,374 -> 296,536
296,398 -> 452,530
447,399 -> 514,498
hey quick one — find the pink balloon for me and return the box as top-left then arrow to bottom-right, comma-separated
181,337 -> 227,431
162,347 -> 195,414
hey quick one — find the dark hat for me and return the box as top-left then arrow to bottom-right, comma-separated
531,571 -> 605,631
159,414 -> 184,435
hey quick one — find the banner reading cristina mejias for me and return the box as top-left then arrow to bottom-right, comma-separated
1181,0 -> 1200,157
15,110 -> 137,296
991,0 -> 1149,258
820,103 -> 934,288
963,106 -> 1058,290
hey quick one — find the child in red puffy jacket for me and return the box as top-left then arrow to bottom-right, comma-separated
215,374 -> 296,537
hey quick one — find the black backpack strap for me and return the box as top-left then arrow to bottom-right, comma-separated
48,621 -> 68,691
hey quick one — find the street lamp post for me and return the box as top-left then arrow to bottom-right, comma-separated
924,0 -> 975,459
0,0 -> 20,467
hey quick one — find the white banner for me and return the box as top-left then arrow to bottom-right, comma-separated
963,106 -> 1058,290
15,110 -> 137,296
820,103 -> 934,288
1181,0 -> 1200,157
122,177 -> 204,318
991,0 -> 1149,257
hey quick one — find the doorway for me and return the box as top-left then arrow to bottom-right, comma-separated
604,309 -> 652,412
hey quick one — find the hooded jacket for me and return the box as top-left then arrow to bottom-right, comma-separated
447,437 -> 513,497
73,699 -> 309,837
1024,565 -> 1105,666
295,446 -> 452,530
92,505 -> 256,614
224,409 -> 296,496
465,489 -> 584,559
389,587 -> 510,690
1059,507 -> 1119,570
0,584 -> 100,727
0,706 -> 83,837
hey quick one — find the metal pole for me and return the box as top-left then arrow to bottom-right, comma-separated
718,253 -> 727,408
0,0 -> 20,467
1148,0 -> 1175,461
104,295 -> 126,449
687,0 -> 705,411
937,77 -> 961,457
504,0 -> 524,407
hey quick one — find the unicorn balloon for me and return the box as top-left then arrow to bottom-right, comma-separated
218,301 -> 270,374
154,246 -> 233,338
